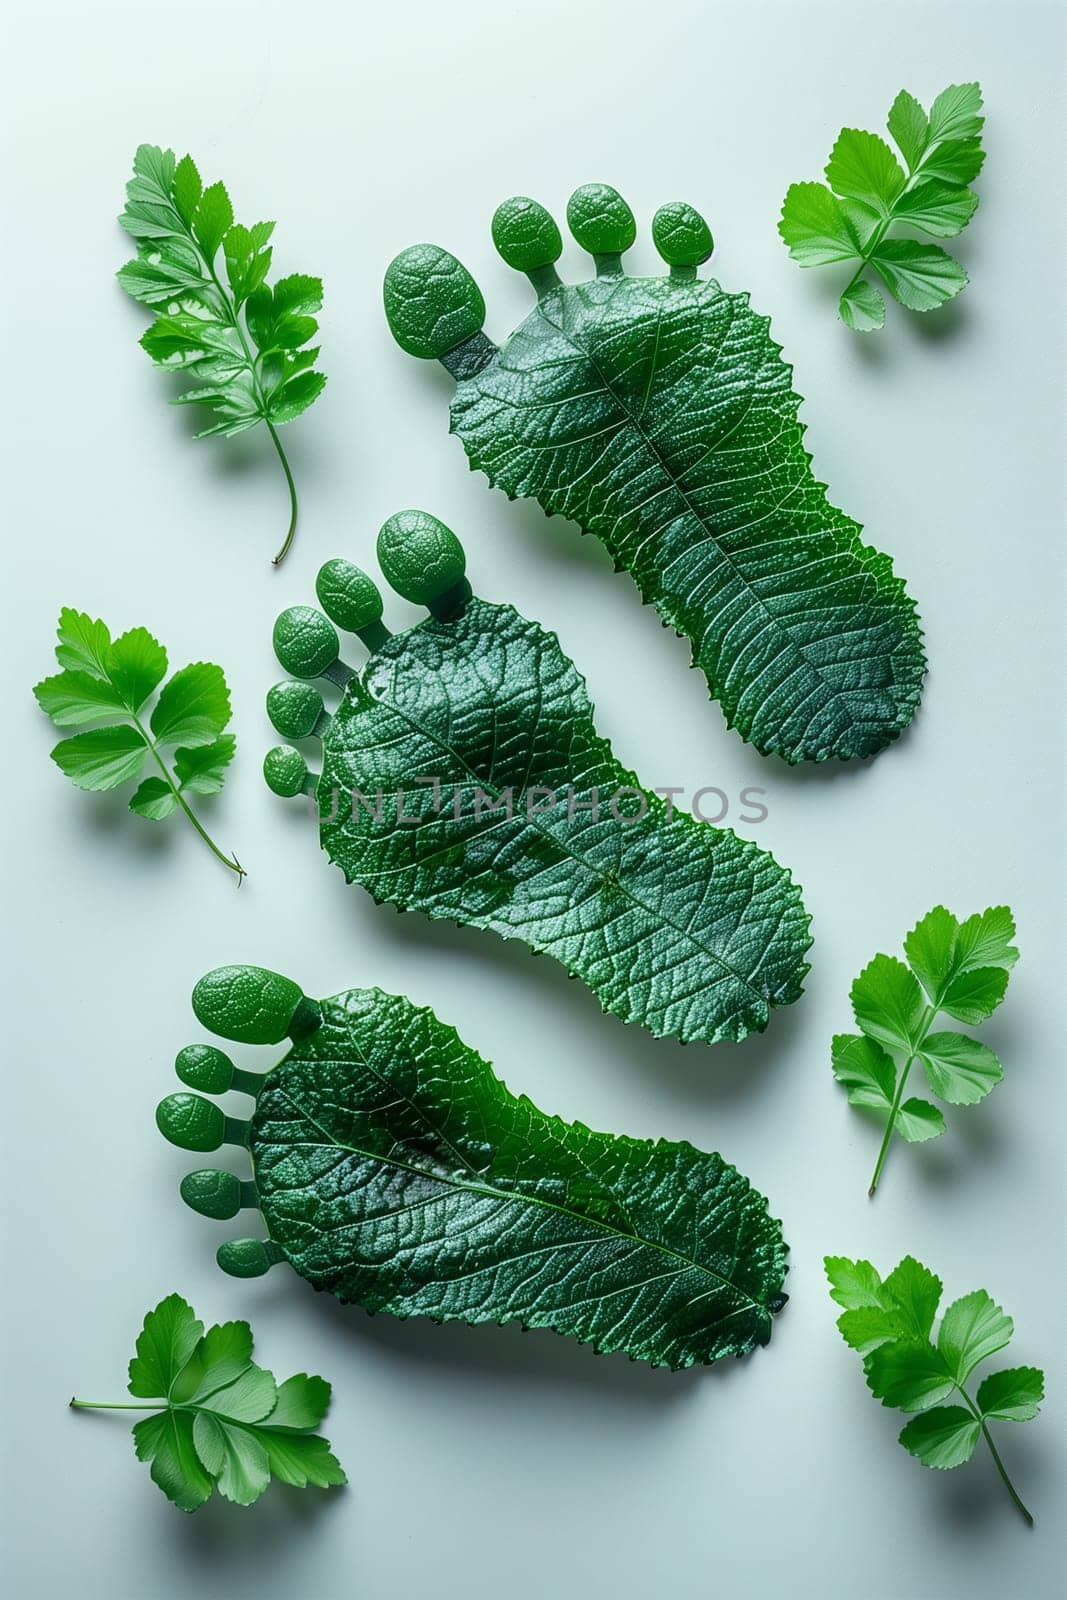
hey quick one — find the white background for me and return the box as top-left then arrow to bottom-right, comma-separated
2,2 -> 1064,1596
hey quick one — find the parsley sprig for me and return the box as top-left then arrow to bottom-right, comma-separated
118,145 -> 326,563
832,906 -> 1018,1194
780,83 -> 985,329
827,1255 -> 1042,1524
34,608 -> 244,880
72,1294 -> 346,1511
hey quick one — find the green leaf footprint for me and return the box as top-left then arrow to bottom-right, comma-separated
384,184 -> 925,763
157,965 -> 789,1370
264,509 -> 811,1047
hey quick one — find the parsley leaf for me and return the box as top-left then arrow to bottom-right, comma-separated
780,83 -> 984,329
71,1294 -> 346,1511
34,609 -> 243,880
832,905 -> 1017,1194
826,1255 -> 1042,1523
118,145 -> 326,563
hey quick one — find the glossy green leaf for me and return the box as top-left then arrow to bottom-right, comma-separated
893,180 -> 979,238
870,240 -> 968,312
150,663 -> 230,747
128,1293 -> 203,1397
826,129 -> 906,210
271,546 -> 811,1046
118,144 -> 326,562
781,82 -> 984,328
881,1256 -> 944,1342
192,181 -> 234,263
866,1339 -> 955,1412
259,1429 -> 349,1490
825,1255 -> 886,1313
832,1307 -> 904,1358
55,607 -> 113,678
902,903 -> 959,1000
918,1032 -> 1002,1104
224,221 -> 275,305
35,610 -> 242,878
827,1255 -> 942,1355
74,1294 -> 345,1513
169,1319 -> 254,1403
129,776 -> 180,819
938,1291 -> 1013,1384
51,725 -> 147,790
197,1364 -> 277,1423
839,279 -> 886,331
779,182 -> 860,264
831,1032 -> 895,1111
918,138 -> 985,186
838,198 -> 882,251
827,1255 -> 1042,1513
269,369 -> 327,423
174,734 -> 236,795
117,254 -> 204,305
833,906 -> 1017,1192
954,905 -> 1019,973
108,626 -> 169,712
388,190 -> 925,764
163,973 -> 789,1369
139,314 -> 241,370
904,904 -> 1017,1024
886,90 -> 930,169
942,967 -> 1011,1024
977,1367 -> 1044,1423
927,82 -> 984,142
895,1098 -> 946,1142
134,1411 -> 214,1512
172,153 -> 202,226
33,670 -> 126,726
898,1407 -> 980,1469
850,954 -> 926,1054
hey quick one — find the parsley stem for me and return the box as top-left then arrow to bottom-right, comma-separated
266,421 -> 299,566
202,254 -> 301,566
69,1400 -> 165,1410
841,140 -> 934,303
867,1060 -> 911,1196
980,1421 -> 1034,1526
955,1388 -> 1034,1525
868,1002 -> 936,1196
133,714 -> 246,883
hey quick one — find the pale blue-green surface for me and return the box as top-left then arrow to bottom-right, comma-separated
2,1 -> 1064,1596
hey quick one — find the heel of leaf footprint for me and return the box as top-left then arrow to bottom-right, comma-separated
157,964 -> 319,1278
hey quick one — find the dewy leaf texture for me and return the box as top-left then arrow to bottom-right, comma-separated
780,83 -> 985,328
71,1294 -> 346,1511
117,144 -> 326,562
263,511 -> 811,1048
34,608 -> 243,879
825,1255 -> 1042,1523
158,967 -> 790,1371
384,185 -> 925,764
831,905 -> 1017,1193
